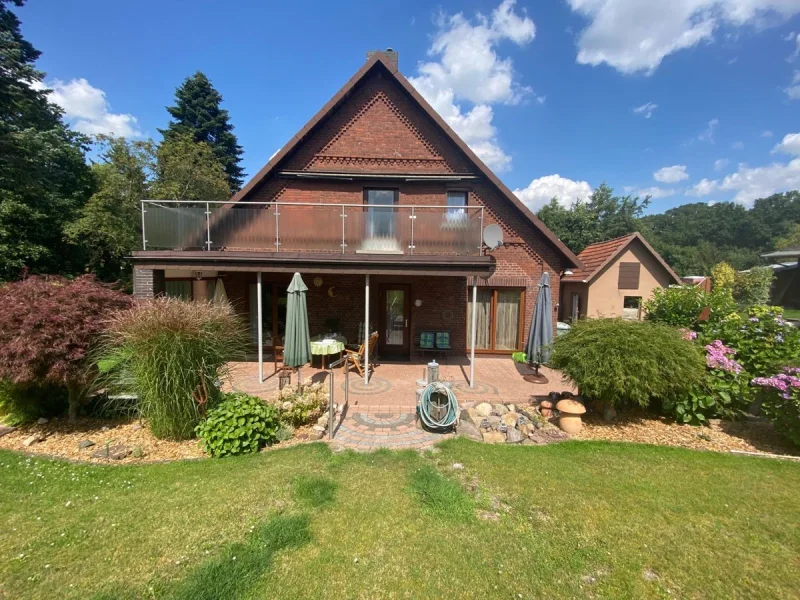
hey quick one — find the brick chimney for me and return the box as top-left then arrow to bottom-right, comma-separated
367,48 -> 398,69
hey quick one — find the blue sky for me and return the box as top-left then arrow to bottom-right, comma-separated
15,0 -> 800,214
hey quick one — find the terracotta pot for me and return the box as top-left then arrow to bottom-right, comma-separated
558,414 -> 583,434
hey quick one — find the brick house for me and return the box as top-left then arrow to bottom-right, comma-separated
132,50 -> 581,382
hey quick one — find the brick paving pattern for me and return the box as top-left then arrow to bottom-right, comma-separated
226,357 -> 576,451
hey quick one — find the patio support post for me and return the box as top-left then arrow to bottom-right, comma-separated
364,273 -> 370,385
257,271 -> 263,383
469,276 -> 477,388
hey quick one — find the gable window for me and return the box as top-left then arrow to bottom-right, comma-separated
446,190 -> 467,213
618,262 -> 641,289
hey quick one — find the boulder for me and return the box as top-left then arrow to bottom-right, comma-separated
474,403 -> 492,417
23,433 -> 45,447
493,404 -> 509,415
507,403 -> 517,413
487,415 -> 502,430
461,408 -> 484,427
0,425 -> 16,438
78,440 -> 95,449
317,414 -> 329,427
311,429 -> 325,440
500,413 -> 519,428
457,421 -> 482,442
312,424 -> 326,433
36,417 -> 49,425
131,423 -> 143,432
482,431 -> 506,444
506,428 -> 523,443
91,445 -> 131,460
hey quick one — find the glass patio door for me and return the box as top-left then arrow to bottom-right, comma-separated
467,288 -> 524,353
378,284 -> 410,357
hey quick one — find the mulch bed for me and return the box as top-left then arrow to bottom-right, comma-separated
573,411 -> 799,456
0,417 -> 320,464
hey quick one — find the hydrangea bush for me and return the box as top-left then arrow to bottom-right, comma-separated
267,382 -> 329,427
752,368 -> 800,445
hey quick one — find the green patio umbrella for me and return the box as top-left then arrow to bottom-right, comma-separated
284,273 -> 311,383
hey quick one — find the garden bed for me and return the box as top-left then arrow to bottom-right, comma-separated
0,417 -> 319,464
574,411 -> 799,456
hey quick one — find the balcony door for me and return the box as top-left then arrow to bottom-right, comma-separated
467,287 -> 525,354
362,189 -> 400,253
378,283 -> 410,358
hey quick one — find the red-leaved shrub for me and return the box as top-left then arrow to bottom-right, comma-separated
0,275 -> 132,420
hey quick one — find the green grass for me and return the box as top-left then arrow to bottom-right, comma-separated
781,307 -> 800,320
1,440 -> 799,599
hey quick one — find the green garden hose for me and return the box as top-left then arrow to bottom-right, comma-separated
418,382 -> 458,431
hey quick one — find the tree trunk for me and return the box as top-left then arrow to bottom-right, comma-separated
67,381 -> 82,422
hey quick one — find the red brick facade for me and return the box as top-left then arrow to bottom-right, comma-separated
136,54 -> 574,355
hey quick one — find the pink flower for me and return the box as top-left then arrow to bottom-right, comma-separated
705,340 -> 743,374
752,371 -> 800,400
680,328 -> 698,341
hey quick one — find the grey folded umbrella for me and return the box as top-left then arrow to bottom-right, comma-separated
525,272 -> 553,377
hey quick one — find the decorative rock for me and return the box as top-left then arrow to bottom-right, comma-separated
311,429 -> 324,440
602,405 -> 617,423
519,423 -> 534,436
457,421 -> 482,442
507,403 -> 517,413
506,427 -> 523,443
528,428 -> 569,445
0,425 -> 17,438
500,413 -> 519,428
451,463 -> 465,470
312,424 -> 326,432
493,404 -> 509,416
91,445 -> 131,460
131,423 -> 143,432
317,414 -> 329,427
488,416 -> 502,430
36,417 -> 49,425
461,408 -> 482,427
101,426 -> 110,432
78,440 -> 95,449
481,431 -> 506,444
474,403 -> 492,417
23,433 -> 45,447
642,569 -> 659,582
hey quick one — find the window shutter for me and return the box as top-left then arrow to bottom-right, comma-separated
618,262 -> 641,289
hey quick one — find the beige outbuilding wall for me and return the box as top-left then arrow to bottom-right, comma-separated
585,238 -> 675,319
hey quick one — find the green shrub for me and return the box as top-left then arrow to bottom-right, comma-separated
0,381 -> 68,426
733,267 -> 774,307
644,286 -> 737,329
98,298 -> 247,440
752,368 -> 800,445
549,319 -> 705,409
196,392 -> 281,457
699,306 -> 800,377
268,382 -> 328,426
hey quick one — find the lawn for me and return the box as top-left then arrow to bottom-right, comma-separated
1,440 -> 799,599
782,307 -> 800,320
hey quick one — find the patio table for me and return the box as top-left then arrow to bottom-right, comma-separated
310,335 -> 347,369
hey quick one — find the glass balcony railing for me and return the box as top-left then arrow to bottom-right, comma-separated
140,201 -> 485,257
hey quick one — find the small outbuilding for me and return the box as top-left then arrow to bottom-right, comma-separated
559,232 -> 682,321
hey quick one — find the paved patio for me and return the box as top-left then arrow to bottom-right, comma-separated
226,356 -> 575,451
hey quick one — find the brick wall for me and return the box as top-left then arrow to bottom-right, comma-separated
133,268 -> 164,299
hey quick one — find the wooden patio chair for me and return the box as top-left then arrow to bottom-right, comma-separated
344,331 -> 378,377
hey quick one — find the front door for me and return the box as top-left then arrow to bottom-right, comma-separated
378,284 -> 410,358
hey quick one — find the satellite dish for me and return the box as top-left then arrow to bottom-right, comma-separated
483,224 -> 504,250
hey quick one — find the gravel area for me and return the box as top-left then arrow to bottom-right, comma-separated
574,412 -> 799,456
0,417 -> 320,464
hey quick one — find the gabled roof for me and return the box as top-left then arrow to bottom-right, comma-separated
231,52 -> 581,268
562,232 -> 682,285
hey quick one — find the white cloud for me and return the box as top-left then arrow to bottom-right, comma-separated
566,1 -> 800,75
410,0 -> 536,171
513,174 -> 592,211
689,158 -> 800,206
786,70 -> 800,99
773,132 -> 800,155
694,118 -> 719,143
714,158 -> 730,171
653,164 -> 689,183
34,78 -> 141,138
634,186 -> 676,199
633,101 -> 658,118
732,140 -> 745,150
787,32 -> 800,61
761,130 -> 774,138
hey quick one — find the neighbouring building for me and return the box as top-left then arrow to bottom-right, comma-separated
761,249 -> 800,309
559,232 -> 681,321
132,49 -> 581,373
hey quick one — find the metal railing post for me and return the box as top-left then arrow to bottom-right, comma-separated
141,201 -> 147,250
409,206 -> 416,254
341,204 -> 347,254
205,202 -> 212,251
328,367 -> 335,439
274,203 -> 280,251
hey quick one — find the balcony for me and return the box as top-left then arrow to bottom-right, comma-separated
141,201 -> 485,257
